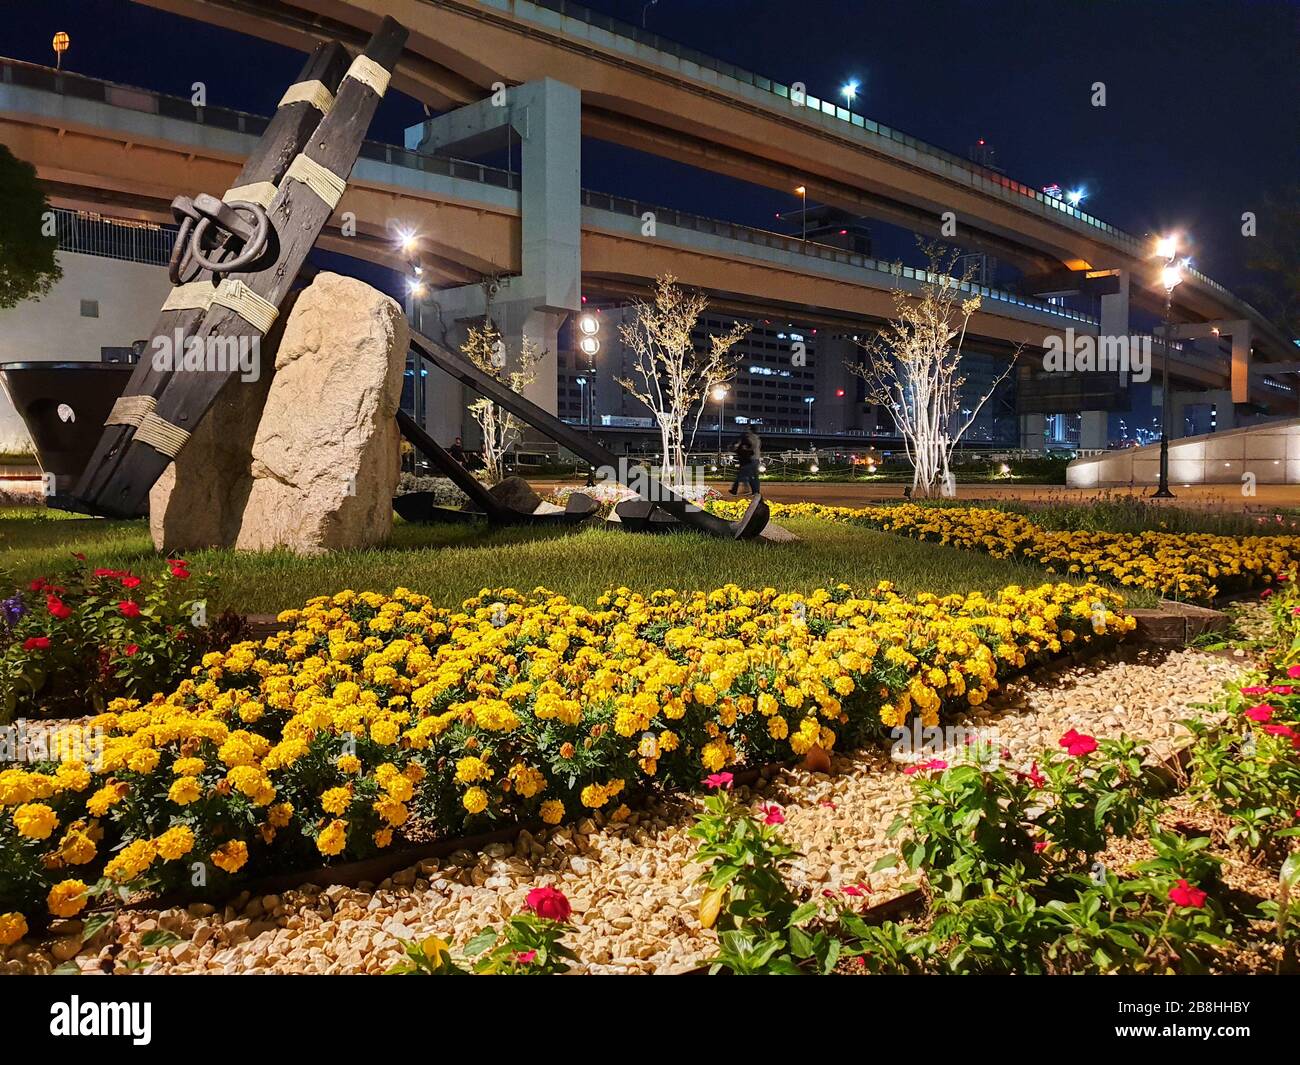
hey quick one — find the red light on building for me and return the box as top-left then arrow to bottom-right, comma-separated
835,388 -> 845,397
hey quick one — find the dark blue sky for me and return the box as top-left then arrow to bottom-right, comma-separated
4,0 -> 1297,295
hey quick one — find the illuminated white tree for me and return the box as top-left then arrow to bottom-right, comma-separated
850,245 -> 1017,498
462,322 -> 542,484
617,274 -> 747,486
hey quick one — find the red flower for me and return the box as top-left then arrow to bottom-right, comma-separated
93,568 -> 121,578
903,758 -> 949,776
124,644 -> 140,657
72,552 -> 86,561
1033,841 -> 1049,853
1261,588 -> 1274,599
1287,665 -> 1300,680
842,883 -> 872,897
1019,761 -> 1047,788
524,886 -> 571,922
762,804 -> 785,825
1263,723 -> 1299,740
169,559 -> 190,579
1271,686 -> 1294,695
1059,729 -> 1098,757
513,949 -> 538,965
1168,879 -> 1207,909
29,577 -> 47,592
703,772 -> 734,790
1244,703 -> 1274,723
22,636 -> 50,651
120,575 -> 141,589
46,595 -> 71,620
819,800 -> 837,809
118,600 -> 141,619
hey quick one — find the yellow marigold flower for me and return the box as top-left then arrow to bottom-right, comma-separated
0,912 -> 28,946
455,756 -> 492,784
57,825 -> 97,865
87,782 -> 127,817
47,879 -> 89,918
105,839 -> 156,882
369,719 -> 400,745
54,761 -> 92,792
373,827 -> 393,849
462,786 -> 489,815
156,825 -> 195,861
13,802 -> 58,840
540,799 -> 565,824
268,801 -> 294,828
172,757 -> 205,777
210,840 -> 249,874
507,762 -> 546,799
316,819 -> 348,857
337,754 -> 362,775
168,776 -> 202,805
320,787 -> 352,815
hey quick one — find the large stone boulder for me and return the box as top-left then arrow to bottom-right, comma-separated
235,274 -> 407,553
149,273 -> 407,554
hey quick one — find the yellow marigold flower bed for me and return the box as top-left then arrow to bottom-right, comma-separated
716,501 -> 1298,604
0,581 -> 1131,926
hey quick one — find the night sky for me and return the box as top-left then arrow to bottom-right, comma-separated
3,0 -> 1297,298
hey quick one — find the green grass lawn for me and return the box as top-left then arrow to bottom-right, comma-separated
0,508 -> 1126,614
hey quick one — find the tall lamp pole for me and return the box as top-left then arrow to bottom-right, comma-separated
1152,234 -> 1184,499
712,383 -> 729,460
577,312 -> 601,485
794,185 -> 807,242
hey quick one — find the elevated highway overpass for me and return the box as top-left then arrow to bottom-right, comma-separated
129,0 -> 1295,369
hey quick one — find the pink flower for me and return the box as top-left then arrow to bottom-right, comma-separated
22,636 -> 50,651
1019,761 -> 1047,788
1271,686 -> 1294,695
703,772 -> 734,791
524,886 -> 571,922
1263,723 -> 1299,742
1241,686 -> 1269,695
1244,704 -> 1275,723
1287,665 -> 1300,680
819,800 -> 837,810
1033,841 -> 1049,853
842,883 -> 872,897
1168,879 -> 1207,909
124,644 -> 140,657
118,600 -> 141,619
1059,729 -> 1098,757
903,758 -> 950,776
513,950 -> 538,965
762,804 -> 785,825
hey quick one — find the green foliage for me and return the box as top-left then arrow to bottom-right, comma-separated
389,913 -> 576,975
0,557 -> 221,722
0,144 -> 61,310
690,789 -> 842,974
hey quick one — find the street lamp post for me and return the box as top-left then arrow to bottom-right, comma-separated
1152,235 -> 1185,499
804,394 -> 815,434
577,312 -> 601,485
712,383 -> 729,459
52,32 -> 69,71
794,185 -> 807,242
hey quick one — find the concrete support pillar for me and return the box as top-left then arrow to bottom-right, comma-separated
404,79 -> 581,443
1079,410 -> 1109,450
1019,413 -> 1045,451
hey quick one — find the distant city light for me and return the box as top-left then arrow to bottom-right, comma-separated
840,80 -> 858,106
1065,188 -> 1085,206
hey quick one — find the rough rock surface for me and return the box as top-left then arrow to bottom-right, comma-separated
3,645 -> 1248,977
234,274 -> 407,553
486,475 -> 543,515
148,374 -> 272,552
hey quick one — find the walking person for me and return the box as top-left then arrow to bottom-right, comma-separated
729,428 -> 762,496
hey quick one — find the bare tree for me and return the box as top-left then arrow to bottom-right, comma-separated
849,244 -> 1017,498
461,322 -> 543,484
617,274 -> 748,486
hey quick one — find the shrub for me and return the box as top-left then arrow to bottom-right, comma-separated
0,557 -> 220,723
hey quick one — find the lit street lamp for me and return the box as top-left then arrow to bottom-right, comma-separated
1152,234 -> 1185,499
804,394 -> 815,434
712,383 -> 729,457
577,312 -> 601,484
52,32 -> 69,71
794,185 -> 807,242
840,80 -> 858,108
